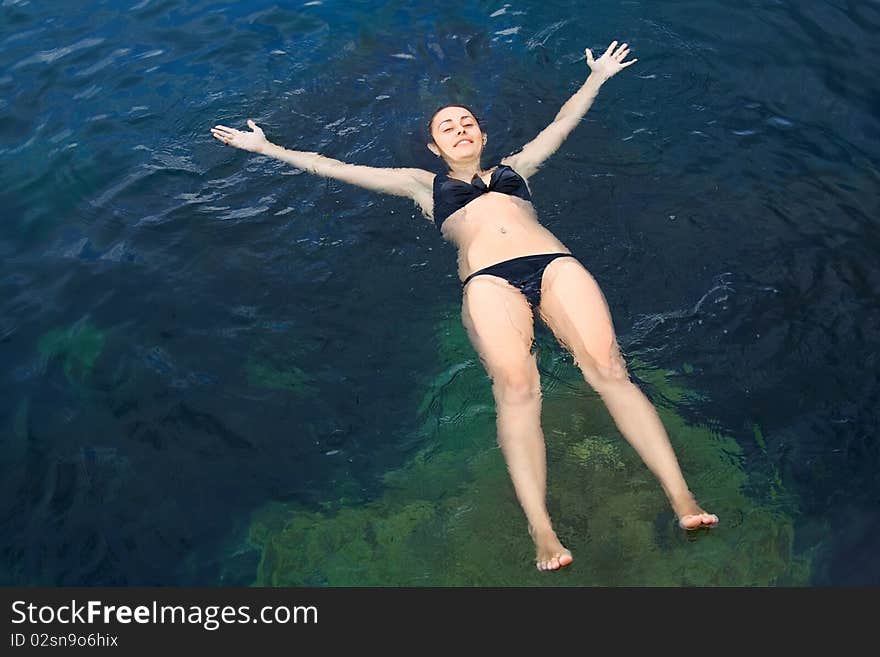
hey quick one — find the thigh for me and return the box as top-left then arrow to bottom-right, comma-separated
537,257 -> 628,379
461,275 -> 538,388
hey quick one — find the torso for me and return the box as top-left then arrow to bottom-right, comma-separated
419,165 -> 570,281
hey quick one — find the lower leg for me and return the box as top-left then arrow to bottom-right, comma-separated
495,392 -> 549,531
592,376 -> 718,528
493,384 -> 573,569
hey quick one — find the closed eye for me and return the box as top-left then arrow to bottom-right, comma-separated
444,123 -> 474,133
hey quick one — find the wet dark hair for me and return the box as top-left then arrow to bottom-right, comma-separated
427,104 -> 482,143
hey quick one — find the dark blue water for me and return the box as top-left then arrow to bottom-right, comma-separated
1,0 -> 877,585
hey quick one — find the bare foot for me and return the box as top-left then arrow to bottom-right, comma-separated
672,492 -> 719,530
529,525 -> 573,571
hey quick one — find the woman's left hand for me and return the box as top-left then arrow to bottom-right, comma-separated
586,40 -> 637,81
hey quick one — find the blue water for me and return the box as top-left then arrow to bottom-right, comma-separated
1,0 -> 877,585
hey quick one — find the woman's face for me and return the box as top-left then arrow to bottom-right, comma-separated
428,106 -> 485,162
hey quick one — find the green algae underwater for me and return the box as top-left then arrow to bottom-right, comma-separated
245,309 -> 814,586
37,317 -> 106,391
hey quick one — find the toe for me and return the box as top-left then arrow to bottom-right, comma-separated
559,552 -> 574,567
549,557 -> 560,570
679,514 -> 701,529
680,512 -> 719,530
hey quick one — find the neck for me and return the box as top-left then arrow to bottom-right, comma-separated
445,155 -> 484,179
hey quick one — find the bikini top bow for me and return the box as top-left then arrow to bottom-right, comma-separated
468,165 -> 524,194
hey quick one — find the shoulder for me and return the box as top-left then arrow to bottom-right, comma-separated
366,167 -> 437,201
498,154 -> 537,182
397,168 -> 437,222
499,154 -> 518,169
498,154 -> 526,177
402,167 -> 436,186
497,156 -> 531,181
395,167 -> 437,196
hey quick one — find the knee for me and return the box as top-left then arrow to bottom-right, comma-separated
580,349 -> 632,393
491,370 -> 541,405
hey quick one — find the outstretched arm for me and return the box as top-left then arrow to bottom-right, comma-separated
211,120 -> 433,200
501,40 -> 637,179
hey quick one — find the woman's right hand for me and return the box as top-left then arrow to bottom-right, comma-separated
211,119 -> 270,154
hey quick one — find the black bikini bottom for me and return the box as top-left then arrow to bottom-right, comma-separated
462,252 -> 579,310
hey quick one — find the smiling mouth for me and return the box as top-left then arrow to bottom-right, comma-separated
454,139 -> 472,147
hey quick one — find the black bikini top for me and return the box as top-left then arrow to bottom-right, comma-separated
432,164 -> 531,232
